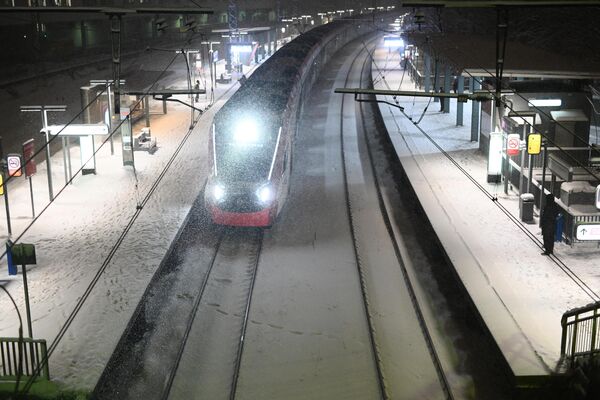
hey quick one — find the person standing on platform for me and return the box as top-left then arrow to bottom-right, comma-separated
540,193 -> 560,255
194,80 -> 200,102
439,86 -> 445,112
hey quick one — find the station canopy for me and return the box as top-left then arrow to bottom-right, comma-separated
403,6 -> 600,79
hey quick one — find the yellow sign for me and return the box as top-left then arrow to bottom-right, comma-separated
0,174 -> 4,196
527,133 -> 542,155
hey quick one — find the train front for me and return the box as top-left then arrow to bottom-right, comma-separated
205,109 -> 283,227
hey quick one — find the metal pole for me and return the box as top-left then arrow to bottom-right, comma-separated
471,77 -> 481,142
527,154 -> 533,193
539,141 -> 548,226
42,109 -> 54,201
66,137 -> 72,183
61,136 -> 68,185
29,176 -> 35,218
144,96 -> 150,127
503,143 -> 509,195
2,173 -> 10,236
422,53 -> 435,92
0,137 -> 11,236
456,75 -> 464,126
106,83 -> 114,155
22,264 -> 33,338
443,64 -> 451,113
519,124 -> 526,195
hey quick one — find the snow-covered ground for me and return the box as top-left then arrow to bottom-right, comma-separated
0,51 -> 252,390
372,44 -> 600,378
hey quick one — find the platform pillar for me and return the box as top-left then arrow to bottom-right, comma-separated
471,77 -> 481,142
457,75 -> 464,126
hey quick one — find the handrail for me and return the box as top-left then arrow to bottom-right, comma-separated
0,337 -> 49,380
560,302 -> 600,368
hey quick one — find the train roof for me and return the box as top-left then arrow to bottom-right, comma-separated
216,20 -> 347,123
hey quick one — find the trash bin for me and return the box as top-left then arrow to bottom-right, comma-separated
520,193 -> 535,222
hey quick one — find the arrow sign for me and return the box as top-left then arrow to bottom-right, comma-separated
576,223 -> 600,241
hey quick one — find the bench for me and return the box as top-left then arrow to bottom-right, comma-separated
134,128 -> 157,154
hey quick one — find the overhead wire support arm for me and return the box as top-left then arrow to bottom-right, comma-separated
151,94 -> 205,114
334,88 -> 494,102
0,7 -> 213,15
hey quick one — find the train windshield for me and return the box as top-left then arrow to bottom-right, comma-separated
214,115 -> 280,182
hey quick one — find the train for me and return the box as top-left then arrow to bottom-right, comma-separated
205,17 -> 376,227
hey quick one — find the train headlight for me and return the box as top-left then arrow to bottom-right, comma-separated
212,184 -> 226,202
234,118 -> 260,144
256,184 -> 273,205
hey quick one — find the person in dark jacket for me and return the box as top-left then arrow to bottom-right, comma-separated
540,193 -> 560,255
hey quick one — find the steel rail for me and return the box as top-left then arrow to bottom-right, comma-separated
339,39 -> 390,400
229,229 -> 264,400
160,230 -> 226,400
355,47 -> 456,400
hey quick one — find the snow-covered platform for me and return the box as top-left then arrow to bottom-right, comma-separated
371,44 -> 600,390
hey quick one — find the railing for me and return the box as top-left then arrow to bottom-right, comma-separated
0,337 -> 49,380
560,302 -> 600,368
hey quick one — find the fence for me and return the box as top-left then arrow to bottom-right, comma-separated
560,302 -> 600,369
0,337 -> 49,380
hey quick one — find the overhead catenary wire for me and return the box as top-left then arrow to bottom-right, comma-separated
364,34 -> 600,302
18,25 -> 265,395
17,28 -> 206,395
421,37 -> 600,183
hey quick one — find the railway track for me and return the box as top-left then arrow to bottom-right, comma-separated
91,194 -> 264,400
338,37 -> 514,399
339,40 -> 455,399
92,35 -> 512,400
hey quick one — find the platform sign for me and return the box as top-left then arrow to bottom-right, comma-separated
487,131 -> 503,183
120,107 -> 130,121
22,139 -> 36,177
507,133 -> 520,156
7,154 -> 22,177
0,174 -> 3,196
576,223 -> 600,241
11,243 -> 36,265
527,133 -> 542,155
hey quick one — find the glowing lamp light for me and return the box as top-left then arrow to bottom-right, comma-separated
384,37 -> 404,48
234,119 -> 260,144
596,184 -> 600,210
256,185 -> 273,205
528,99 -> 562,107
212,184 -> 225,202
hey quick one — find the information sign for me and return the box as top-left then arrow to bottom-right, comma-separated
507,133 -> 520,156
576,223 -> 600,241
11,243 -> 37,265
527,133 -> 542,155
7,154 -> 22,177
22,139 -> 36,177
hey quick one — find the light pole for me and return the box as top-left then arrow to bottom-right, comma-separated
90,79 -> 125,156
176,49 -> 200,128
202,41 -> 220,104
20,105 -> 67,202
